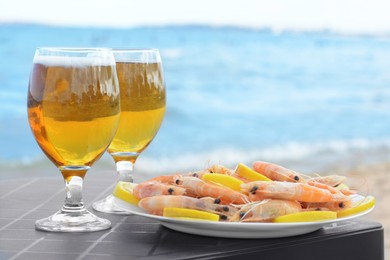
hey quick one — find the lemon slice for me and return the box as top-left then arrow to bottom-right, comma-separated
202,173 -> 244,191
112,181 -> 140,205
235,163 -> 271,181
337,195 -> 375,218
163,207 -> 220,221
273,211 -> 337,223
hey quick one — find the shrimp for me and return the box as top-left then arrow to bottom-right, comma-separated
185,170 -> 210,179
252,161 -> 304,182
241,181 -> 345,203
303,180 -> 352,210
208,164 -> 233,175
307,179 -> 356,195
230,199 -> 302,222
306,180 -> 344,195
179,176 -> 249,204
133,181 -> 186,200
302,200 -> 352,211
138,195 -> 238,219
147,174 -> 183,185
310,175 -> 347,187
337,187 -> 356,196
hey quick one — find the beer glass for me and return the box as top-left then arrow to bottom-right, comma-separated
93,49 -> 166,214
27,47 -> 120,232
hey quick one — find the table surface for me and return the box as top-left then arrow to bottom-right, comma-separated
0,169 -> 384,260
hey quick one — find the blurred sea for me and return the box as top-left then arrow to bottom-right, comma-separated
1,24 -> 390,175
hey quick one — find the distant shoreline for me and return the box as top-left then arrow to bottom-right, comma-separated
1,22 -> 390,37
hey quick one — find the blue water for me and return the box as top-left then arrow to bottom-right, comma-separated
1,24 -> 390,171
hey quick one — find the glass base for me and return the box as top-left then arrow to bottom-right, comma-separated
92,194 -> 131,215
35,208 -> 111,232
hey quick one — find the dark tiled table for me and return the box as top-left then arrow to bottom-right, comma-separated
0,170 -> 384,260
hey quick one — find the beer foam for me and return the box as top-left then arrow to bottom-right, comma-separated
34,55 -> 115,67
113,49 -> 161,63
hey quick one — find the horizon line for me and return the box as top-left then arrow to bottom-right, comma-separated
1,21 -> 390,38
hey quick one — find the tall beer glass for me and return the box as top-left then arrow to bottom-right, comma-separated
27,47 -> 120,232
93,49 -> 166,214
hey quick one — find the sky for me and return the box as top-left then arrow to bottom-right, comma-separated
1,0 -> 390,34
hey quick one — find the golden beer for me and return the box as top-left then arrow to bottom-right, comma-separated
108,62 -> 166,162
28,48 -> 119,232
28,59 -> 120,179
92,49 -> 165,215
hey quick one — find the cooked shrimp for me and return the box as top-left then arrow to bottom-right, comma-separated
185,170 -> 210,179
133,181 -> 186,199
338,188 -> 356,196
179,176 -> 249,204
307,179 -> 356,196
241,181 -> 345,203
310,175 -> 347,187
230,199 -> 302,222
147,174 -> 183,185
302,199 -> 352,211
252,161 -> 304,182
138,195 -> 238,218
208,164 -> 233,175
306,180 -> 344,195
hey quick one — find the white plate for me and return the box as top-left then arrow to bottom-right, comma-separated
113,197 -> 374,239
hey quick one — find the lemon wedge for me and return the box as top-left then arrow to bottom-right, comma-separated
235,163 -> 271,181
112,181 -> 140,205
337,195 -> 375,218
202,173 -> 244,191
273,211 -> 337,223
163,207 -> 220,221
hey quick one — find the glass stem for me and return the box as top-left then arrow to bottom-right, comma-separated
116,161 -> 134,183
60,167 -> 88,213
